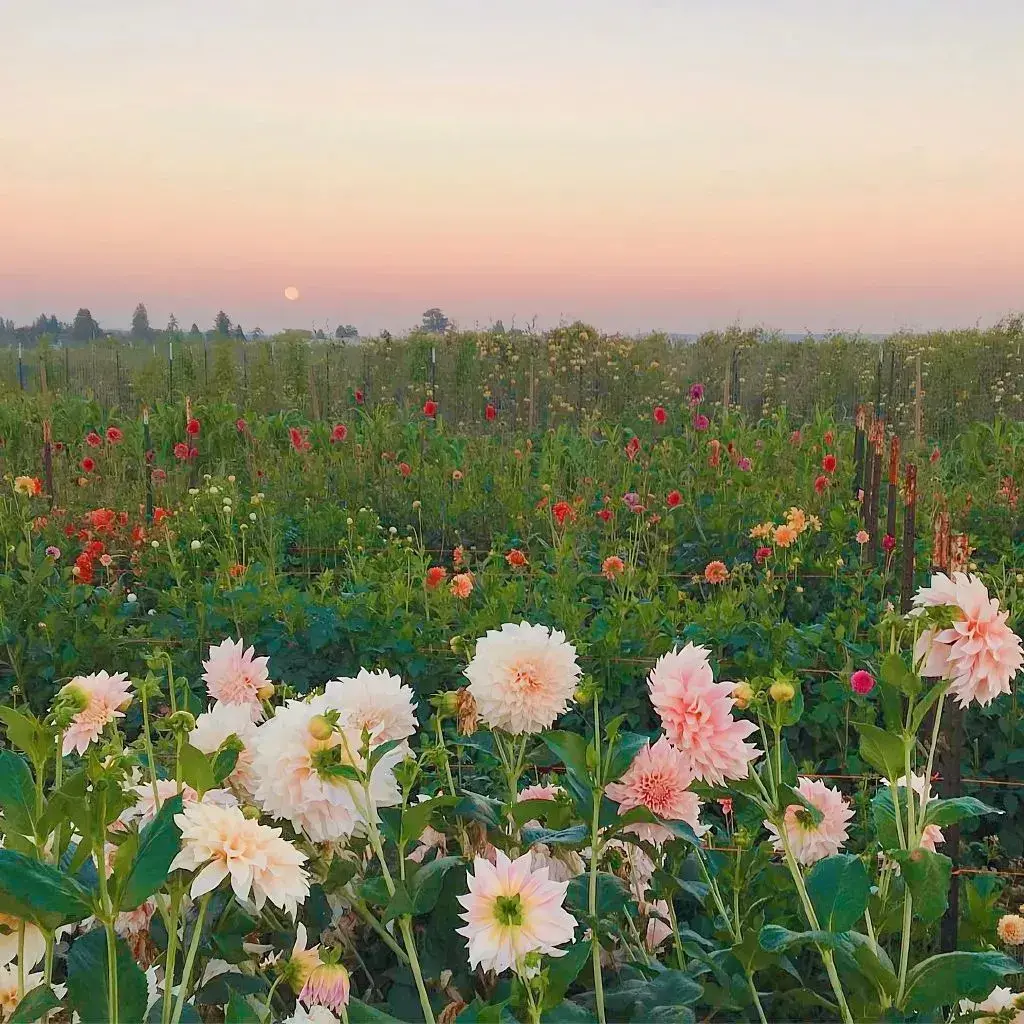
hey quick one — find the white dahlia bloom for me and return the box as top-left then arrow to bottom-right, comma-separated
464,622 -> 580,734
324,668 -> 418,744
202,638 -> 271,721
189,701 -> 259,795
251,696 -> 403,843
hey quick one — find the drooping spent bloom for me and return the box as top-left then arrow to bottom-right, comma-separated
250,696 -> 403,842
189,701 -> 259,795
301,962 -> 351,1013
765,777 -> 853,866
912,572 -> 1023,707
737,456 -> 752,471
689,383 -> 705,405
464,622 -> 581,735
202,638 -> 271,721
602,555 -> 625,581
958,988 -> 1024,1024
850,670 -> 876,695
289,427 -> 312,453
170,801 -> 309,916
606,737 -> 707,845
647,645 -> 760,785
58,671 -> 133,755
624,436 -> 641,461
457,849 -> 577,974
324,669 -> 418,745
882,534 -> 896,553
704,560 -> 728,584
814,474 -> 829,495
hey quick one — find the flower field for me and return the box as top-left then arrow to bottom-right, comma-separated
0,388 -> 1024,1023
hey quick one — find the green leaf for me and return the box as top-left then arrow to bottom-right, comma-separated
0,750 -> 38,839
212,747 -> 239,784
902,951 -> 1021,1012
382,881 -> 414,922
194,971 -> 268,1005
878,679 -> 903,733
359,875 -> 392,907
892,849 -> 952,925
566,873 -> 631,916
512,799 -> 560,827
455,791 -> 503,828
605,731 -> 651,785
324,855 -> 359,892
541,732 -> 592,795
856,722 -> 906,781
805,855 -> 871,932
400,795 -> 458,850
9,985 -> 63,1023
542,939 -> 592,1009
67,929 -> 149,1023
924,796 -> 1001,827
758,925 -> 849,953
224,992 -> 251,1024
871,787 -> 901,850
0,850 -> 92,929
117,794 -> 182,910
540,1001 -> 597,1023
177,744 -> 215,796
368,738 -> 406,772
522,825 -> 589,847
777,784 -> 824,826
909,683 -> 947,735
348,996 -> 407,1022
0,706 -> 50,764
408,855 -> 462,915
880,652 -> 920,697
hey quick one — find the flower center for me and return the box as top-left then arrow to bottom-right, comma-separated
793,808 -> 816,830
510,663 -> 541,695
637,773 -> 674,814
495,894 -> 524,927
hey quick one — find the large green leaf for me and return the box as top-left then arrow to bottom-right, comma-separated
177,744 -> 215,796
0,706 -> 50,764
408,855 -> 462,915
892,849 -> 952,925
540,732 -> 591,786
870,788 -> 901,850
923,797 -> 1001,827
543,939 -> 592,1009
604,732 -> 651,785
522,825 -> 589,847
400,795 -> 458,849
855,722 -> 906,781
9,985 -> 63,1023
880,652 -> 920,696
348,996 -> 407,1022
0,850 -> 92,929
116,794 -> 183,911
67,929 -> 149,1023
455,791 -> 503,829
805,855 -> 871,932
758,925 -> 849,953
540,1001 -> 597,1023
902,951 -> 1021,1012
0,750 -> 38,839
566,873 -> 631,917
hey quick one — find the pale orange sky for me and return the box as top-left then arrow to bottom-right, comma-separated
2,1 -> 1023,334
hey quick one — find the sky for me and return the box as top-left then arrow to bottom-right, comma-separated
2,1 -> 1023,336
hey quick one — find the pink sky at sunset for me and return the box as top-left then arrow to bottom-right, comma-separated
3,1 -> 1022,335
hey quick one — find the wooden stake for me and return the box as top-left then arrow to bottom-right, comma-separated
853,405 -> 866,499
899,463 -> 917,613
886,435 -> 900,542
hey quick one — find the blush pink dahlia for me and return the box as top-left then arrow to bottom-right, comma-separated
765,777 -> 854,866
59,671 -> 133,755
457,849 -> 577,974
647,645 -> 760,785
324,668 -> 418,744
202,638 -> 271,721
605,737 -> 707,845
189,701 -> 259,795
464,622 -> 581,734
959,987 -> 1024,1024
912,572 -> 1023,707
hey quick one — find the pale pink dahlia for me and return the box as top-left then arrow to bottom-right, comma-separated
170,801 -> 309,916
251,696 -> 402,843
765,777 -> 854,866
959,987 -> 1024,1024
518,783 -> 563,802
59,671 -> 133,755
457,849 -> 578,974
202,638 -> 271,721
912,573 -> 1023,707
324,668 -> 418,744
642,899 -> 673,952
189,701 -> 259,795
647,645 -> 760,785
300,962 -> 351,1013
605,737 -> 707,845
117,779 -> 199,829
464,622 -> 581,735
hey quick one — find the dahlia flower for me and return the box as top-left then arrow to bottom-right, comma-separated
117,779 -> 199,829
912,573 -> 1023,707
59,671 -> 133,755
642,900 -> 673,952
301,962 -> 350,1012
189,701 -> 259,794
170,801 -> 309,916
0,913 -> 45,972
202,638 -> 271,721
959,987 -> 1024,1024
765,777 -> 854,866
518,783 -> 563,802
284,1006 -> 340,1024
251,697 -> 403,842
647,645 -> 760,785
324,668 -> 418,744
998,914 -> 1024,946
457,850 -> 578,974
464,622 -> 581,735
0,965 -> 45,1017
606,737 -> 707,845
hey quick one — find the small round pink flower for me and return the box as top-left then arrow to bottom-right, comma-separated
202,638 -> 271,721
765,777 -> 854,865
45,545 -> 61,560
59,671 -> 133,755
606,737 -> 707,845
647,645 -> 761,785
856,529 -> 870,544
850,670 -> 876,695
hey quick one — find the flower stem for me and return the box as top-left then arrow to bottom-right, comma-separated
171,892 -> 210,1024
589,790 -> 607,1024
398,916 -> 436,1024
161,891 -> 182,1024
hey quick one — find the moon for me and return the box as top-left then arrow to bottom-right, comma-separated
284,286 -> 300,301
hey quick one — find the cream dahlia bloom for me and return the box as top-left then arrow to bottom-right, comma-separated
202,638 -> 271,721
959,987 -> 1024,1024
647,645 -> 761,784
190,701 -> 259,795
464,622 -> 581,735
251,697 -> 403,843
606,737 -> 707,845
765,777 -> 854,866
284,1007 -> 340,1024
117,779 -> 199,830
457,850 -> 577,974
998,914 -> 1024,946
0,913 -> 45,972
170,801 -> 309,916
0,965 -> 44,1018
912,573 -> 1023,707
324,668 -> 418,744
60,671 -> 133,755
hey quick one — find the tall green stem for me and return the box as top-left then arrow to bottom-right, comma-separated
171,892 -> 210,1024
589,695 -> 607,1024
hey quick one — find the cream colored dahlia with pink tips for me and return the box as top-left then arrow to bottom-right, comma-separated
912,572 -> 1023,707
464,622 -> 581,735
202,638 -> 271,721
324,668 -> 418,744
189,701 -> 259,795
59,671 -> 133,755
647,645 -> 760,785
518,782 -> 563,802
765,777 -> 854,866
457,849 -> 578,974
606,737 -> 707,845
959,987 -> 1024,1024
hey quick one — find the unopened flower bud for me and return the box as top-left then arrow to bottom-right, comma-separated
769,680 -> 795,704
241,804 -> 262,820
257,682 -> 275,701
308,715 -> 334,741
166,710 -> 196,734
431,691 -> 462,719
732,682 -> 754,710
